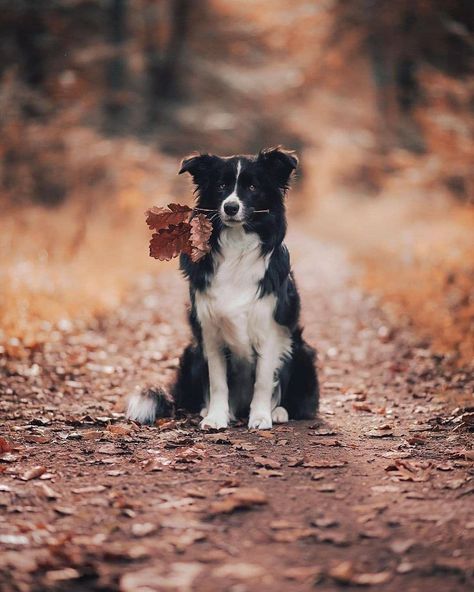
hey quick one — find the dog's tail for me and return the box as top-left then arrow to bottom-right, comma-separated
126,387 -> 174,425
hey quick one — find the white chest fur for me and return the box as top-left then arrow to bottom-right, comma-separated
195,228 -> 280,361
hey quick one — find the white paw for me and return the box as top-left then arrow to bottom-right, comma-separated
200,413 -> 228,430
272,406 -> 289,423
200,407 -> 208,418
248,413 -> 273,430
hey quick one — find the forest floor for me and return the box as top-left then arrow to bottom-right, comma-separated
1,229 -> 473,592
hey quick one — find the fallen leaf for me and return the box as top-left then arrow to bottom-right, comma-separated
0,437 -> 13,453
270,520 -> 296,530
303,460 -> 346,469
367,429 -> 394,438
359,527 -> 390,540
171,531 -> 207,552
233,442 -> 256,451
106,424 -> 133,436
406,435 -> 426,445
353,402 -> 375,413
397,562 -> 414,574
287,456 -> 305,467
208,487 -> 267,515
313,439 -> 343,447
184,488 -> 207,499
443,478 -> 468,490
54,506 -> 75,516
390,539 -> 415,554
253,468 -> 284,477
46,568 -> 81,582
371,485 -> 400,494
328,561 -> 354,583
97,444 -> 119,455
72,485 -> 107,494
257,431 -> 274,439
315,484 -> 336,492
20,466 -> 46,481
81,430 -> 102,440
120,563 -> 202,592
328,562 -> 391,585
0,534 -> 29,545
131,523 -> 158,537
253,456 -> 281,469
205,434 -> 231,444
385,459 -> 432,482
0,453 -> 18,463
156,419 -> 178,430
39,483 -> 60,500
213,562 -> 265,579
353,571 -> 392,585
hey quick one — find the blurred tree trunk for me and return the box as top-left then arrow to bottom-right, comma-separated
104,0 -> 129,134
15,3 -> 46,89
366,2 -> 424,153
159,0 -> 191,98
144,0 -> 192,125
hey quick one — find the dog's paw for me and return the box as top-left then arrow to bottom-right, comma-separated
200,413 -> 228,430
272,406 -> 289,423
200,407 -> 208,418
248,412 -> 272,430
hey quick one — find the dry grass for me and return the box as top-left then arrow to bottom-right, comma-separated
0,130 -> 187,355
0,200 -> 149,352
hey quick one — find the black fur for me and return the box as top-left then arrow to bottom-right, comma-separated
171,147 -> 319,421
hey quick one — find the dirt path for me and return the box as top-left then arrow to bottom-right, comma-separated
1,230 -> 473,592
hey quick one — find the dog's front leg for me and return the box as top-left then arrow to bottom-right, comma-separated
249,342 -> 281,430
200,329 -> 229,430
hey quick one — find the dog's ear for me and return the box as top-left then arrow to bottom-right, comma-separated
178,153 -> 221,185
257,147 -> 298,189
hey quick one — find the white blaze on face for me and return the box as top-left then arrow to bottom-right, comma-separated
221,160 -> 243,222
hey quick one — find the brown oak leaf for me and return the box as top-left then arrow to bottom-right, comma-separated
146,204 -> 212,262
145,204 -> 192,231
149,223 -> 192,261
190,214 -> 213,262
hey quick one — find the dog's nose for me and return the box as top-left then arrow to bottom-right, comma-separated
224,201 -> 240,216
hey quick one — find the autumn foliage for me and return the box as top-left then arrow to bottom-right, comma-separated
146,204 -> 212,262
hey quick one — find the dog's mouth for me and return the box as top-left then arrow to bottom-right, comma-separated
220,202 -> 245,227
221,214 -> 245,227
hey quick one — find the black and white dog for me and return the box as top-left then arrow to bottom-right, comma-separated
127,147 -> 319,429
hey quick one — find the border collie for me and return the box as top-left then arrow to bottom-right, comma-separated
127,147 -> 319,429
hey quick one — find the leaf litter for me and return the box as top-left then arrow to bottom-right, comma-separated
1,214 -> 473,592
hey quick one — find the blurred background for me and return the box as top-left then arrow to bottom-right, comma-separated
0,0 -> 472,365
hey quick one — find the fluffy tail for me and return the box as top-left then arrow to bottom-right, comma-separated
126,388 -> 174,425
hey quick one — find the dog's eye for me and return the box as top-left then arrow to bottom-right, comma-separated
218,183 -> 227,191
249,184 -> 256,192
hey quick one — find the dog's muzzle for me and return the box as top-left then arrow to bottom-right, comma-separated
221,197 -> 244,225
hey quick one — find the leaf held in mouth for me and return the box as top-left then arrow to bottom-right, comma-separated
146,204 -> 212,262
189,215 -> 213,262
146,204 -> 192,230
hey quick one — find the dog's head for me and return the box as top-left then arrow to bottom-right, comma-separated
178,147 -> 297,228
